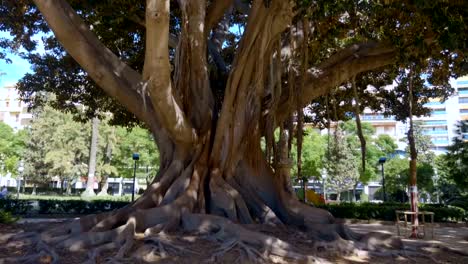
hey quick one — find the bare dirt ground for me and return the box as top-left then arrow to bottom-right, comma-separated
1,219 -> 467,263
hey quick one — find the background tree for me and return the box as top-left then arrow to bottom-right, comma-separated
1,0 -> 468,261
445,121 -> 468,192
23,104 -> 90,194
325,126 -> 359,201
96,122 -> 118,196
381,157 -> 435,202
0,122 -> 26,177
113,126 -> 159,183
82,117 -> 99,197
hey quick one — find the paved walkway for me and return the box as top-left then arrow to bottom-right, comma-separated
348,222 -> 468,251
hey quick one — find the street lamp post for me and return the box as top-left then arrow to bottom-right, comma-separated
321,169 -> 327,203
132,153 -> 140,202
17,161 -> 24,200
378,157 -> 387,202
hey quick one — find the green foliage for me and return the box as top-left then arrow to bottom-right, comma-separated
113,126 -> 159,180
291,129 -> 326,179
325,126 -> 359,198
0,122 -> 26,175
23,105 -> 90,187
0,199 -> 32,215
359,193 -> 369,202
0,0 -> 466,127
317,202 -> 467,223
37,200 -> 128,215
0,198 -> 128,216
434,154 -> 462,202
0,209 -> 18,224
374,135 -> 398,156
383,157 -> 435,199
444,121 -> 468,191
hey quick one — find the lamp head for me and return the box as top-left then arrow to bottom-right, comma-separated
378,157 -> 387,164
132,153 -> 140,161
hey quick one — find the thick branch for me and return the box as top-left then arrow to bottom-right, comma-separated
144,0 -> 195,145
303,42 -> 395,106
32,0 -> 157,129
174,0 -> 213,133
277,41 -> 395,122
205,0 -> 234,35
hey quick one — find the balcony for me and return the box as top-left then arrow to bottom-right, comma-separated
424,102 -> 444,106
432,139 -> 449,145
423,130 -> 448,135
423,120 -> 447,126
361,115 -> 395,120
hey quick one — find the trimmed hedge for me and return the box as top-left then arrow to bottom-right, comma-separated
1,199 -> 466,223
317,202 -> 467,223
0,199 -> 129,216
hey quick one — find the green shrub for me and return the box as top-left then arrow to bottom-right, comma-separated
37,200 -> 129,215
1,199 -> 129,216
359,193 -> 369,202
0,199 -> 33,215
317,202 -> 467,223
0,209 -> 18,224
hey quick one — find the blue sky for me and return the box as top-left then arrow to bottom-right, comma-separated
0,31 -> 45,88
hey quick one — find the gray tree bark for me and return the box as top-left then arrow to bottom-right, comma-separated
82,117 -> 99,197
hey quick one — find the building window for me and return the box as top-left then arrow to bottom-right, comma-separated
15,114 -> 19,122
5,101 -> 9,107
460,109 -> 468,114
17,101 -> 21,107
460,87 -> 468,95
459,98 -> 468,104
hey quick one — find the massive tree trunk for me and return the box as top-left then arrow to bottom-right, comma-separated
9,0 -> 409,262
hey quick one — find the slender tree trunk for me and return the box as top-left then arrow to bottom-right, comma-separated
83,117 -> 99,197
98,128 -> 114,196
407,69 -> 419,238
66,178 -> 72,195
31,183 -> 36,195
22,178 -> 26,193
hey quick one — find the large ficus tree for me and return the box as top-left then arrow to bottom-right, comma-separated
1,0 -> 468,262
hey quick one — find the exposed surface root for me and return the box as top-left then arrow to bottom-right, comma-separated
2,232 -> 59,264
182,213 -> 325,263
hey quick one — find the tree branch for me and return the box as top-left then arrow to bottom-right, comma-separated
174,0 -> 213,133
31,0 -> 157,130
144,0 -> 196,145
205,0 -> 235,35
303,42 -> 395,105
277,41 -> 395,122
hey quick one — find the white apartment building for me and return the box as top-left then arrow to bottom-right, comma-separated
0,85 -> 32,130
357,76 -> 468,155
